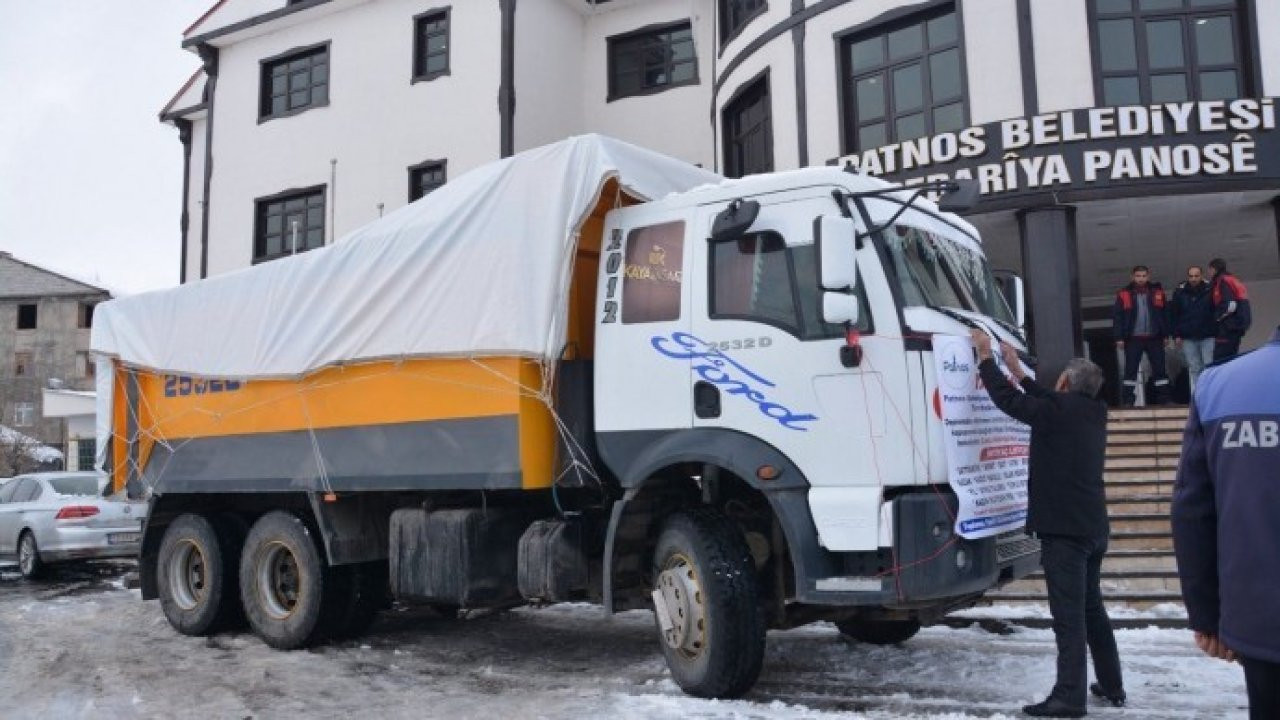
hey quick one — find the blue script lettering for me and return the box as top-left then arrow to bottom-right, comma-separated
651,332 -> 818,431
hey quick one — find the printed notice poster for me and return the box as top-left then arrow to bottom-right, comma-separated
932,333 -> 1031,539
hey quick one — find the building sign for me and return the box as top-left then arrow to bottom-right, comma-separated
932,334 -> 1030,540
832,98 -> 1279,207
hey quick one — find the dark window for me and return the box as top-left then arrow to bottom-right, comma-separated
14,352 -> 32,376
78,302 -> 95,329
841,6 -> 966,152
622,222 -> 685,324
720,0 -> 766,45
608,21 -> 698,101
408,160 -> 447,202
711,233 -> 870,338
254,187 -> 326,263
77,439 -> 97,473
259,44 -> 329,120
722,75 -> 772,178
1092,0 -> 1246,106
16,304 -> 36,330
413,9 -> 451,81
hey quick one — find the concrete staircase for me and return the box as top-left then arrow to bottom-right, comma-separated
985,406 -> 1188,608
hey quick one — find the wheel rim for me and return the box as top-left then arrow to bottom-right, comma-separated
18,535 -> 35,575
656,553 -> 708,659
257,541 -> 301,620
168,539 -> 208,611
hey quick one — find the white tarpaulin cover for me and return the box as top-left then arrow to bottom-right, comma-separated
91,135 -> 720,468
92,134 -> 719,376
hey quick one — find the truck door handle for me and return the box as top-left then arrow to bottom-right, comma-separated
694,381 -> 721,419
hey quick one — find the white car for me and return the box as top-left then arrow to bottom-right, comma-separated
0,471 -> 147,579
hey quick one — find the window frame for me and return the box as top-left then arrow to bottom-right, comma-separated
721,70 -> 774,179
252,185 -> 328,265
77,439 -> 97,473
78,302 -> 96,329
16,303 -> 37,330
707,232 -> 873,341
1087,0 -> 1249,106
607,19 -> 700,102
837,2 -> 969,154
258,41 -> 331,122
412,7 -> 452,83
407,158 -> 448,202
719,0 -> 768,50
13,401 -> 36,427
14,352 -> 33,376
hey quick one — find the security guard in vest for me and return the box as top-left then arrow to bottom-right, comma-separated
1173,325 -> 1280,720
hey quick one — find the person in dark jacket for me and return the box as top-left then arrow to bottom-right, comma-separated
1207,258 -> 1252,362
1172,326 -> 1280,720
1113,266 -> 1171,405
971,329 -> 1124,718
1170,265 -> 1217,392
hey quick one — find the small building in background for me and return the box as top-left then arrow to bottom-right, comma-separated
0,251 -> 111,468
42,388 -> 98,472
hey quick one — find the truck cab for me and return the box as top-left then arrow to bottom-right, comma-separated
591,168 -> 1037,695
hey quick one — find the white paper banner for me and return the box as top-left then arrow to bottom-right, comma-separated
932,333 -> 1031,539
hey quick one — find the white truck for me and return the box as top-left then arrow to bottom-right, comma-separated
94,135 -> 1037,699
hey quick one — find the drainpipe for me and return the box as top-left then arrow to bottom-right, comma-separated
196,43 -> 220,279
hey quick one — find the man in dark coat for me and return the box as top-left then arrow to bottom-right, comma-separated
1173,325 -> 1280,719
970,329 -> 1124,718
1170,265 -> 1216,392
1207,258 -> 1252,362
1113,265 -> 1171,405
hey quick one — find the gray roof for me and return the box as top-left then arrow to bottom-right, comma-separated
0,252 -> 110,300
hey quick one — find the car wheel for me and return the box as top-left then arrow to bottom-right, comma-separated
239,511 -> 332,649
157,514 -> 238,635
835,618 -> 921,645
18,531 -> 44,580
651,509 -> 766,699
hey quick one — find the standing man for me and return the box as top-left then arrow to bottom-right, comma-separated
1172,325 -> 1280,719
1208,258 -> 1252,362
1113,266 -> 1171,405
970,329 -> 1125,718
1170,265 -> 1216,393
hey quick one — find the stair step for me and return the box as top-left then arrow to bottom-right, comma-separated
1107,431 -> 1183,445
1109,533 -> 1173,550
986,591 -> 1184,607
1105,443 -> 1182,458
1105,456 -> 1181,470
999,576 -> 1181,594
1106,419 -> 1188,432
1027,569 -> 1177,580
1109,406 -> 1189,420
1105,500 -> 1169,514
1104,468 -> 1177,481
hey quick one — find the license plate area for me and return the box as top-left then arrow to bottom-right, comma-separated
108,532 -> 141,545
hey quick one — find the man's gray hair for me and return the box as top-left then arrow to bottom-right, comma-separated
1062,358 -> 1105,398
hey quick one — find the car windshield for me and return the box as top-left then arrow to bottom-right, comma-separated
48,475 -> 100,497
882,224 -> 1016,326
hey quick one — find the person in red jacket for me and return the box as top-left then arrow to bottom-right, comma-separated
1113,266 -> 1171,406
1208,258 -> 1252,362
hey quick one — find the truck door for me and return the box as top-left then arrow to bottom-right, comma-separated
594,207 -> 694,437
686,194 -> 912,551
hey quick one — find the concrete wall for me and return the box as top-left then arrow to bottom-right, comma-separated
514,0 -> 585,152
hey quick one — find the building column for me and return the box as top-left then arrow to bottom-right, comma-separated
1016,204 -> 1082,381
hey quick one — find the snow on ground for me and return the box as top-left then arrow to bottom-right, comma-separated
0,563 -> 1248,720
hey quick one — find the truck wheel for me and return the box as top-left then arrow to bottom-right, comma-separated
651,509 -> 766,699
18,531 -> 44,580
239,511 -> 330,649
835,618 -> 921,645
157,514 -> 236,635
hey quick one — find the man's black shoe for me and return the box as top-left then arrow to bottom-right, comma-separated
1023,698 -> 1086,718
1090,682 -> 1126,707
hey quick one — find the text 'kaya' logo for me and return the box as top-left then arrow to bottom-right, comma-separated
651,332 -> 818,431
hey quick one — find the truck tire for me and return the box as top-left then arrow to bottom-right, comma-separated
239,511 -> 331,649
651,509 -> 766,699
17,531 -> 44,580
157,514 -> 237,635
835,618 -> 921,645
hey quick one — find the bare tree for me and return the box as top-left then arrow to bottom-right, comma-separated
0,429 -> 45,476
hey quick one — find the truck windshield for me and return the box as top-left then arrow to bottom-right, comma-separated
882,225 -> 1016,326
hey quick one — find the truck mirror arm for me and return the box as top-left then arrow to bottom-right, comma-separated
839,180 -> 961,242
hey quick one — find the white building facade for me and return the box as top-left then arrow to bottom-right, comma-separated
165,0 -> 1280,401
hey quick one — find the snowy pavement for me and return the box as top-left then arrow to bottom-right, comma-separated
0,562 -> 1248,720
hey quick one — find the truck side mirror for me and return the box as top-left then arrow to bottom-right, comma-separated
993,270 -> 1027,329
822,292 -> 860,326
937,179 -> 980,213
816,216 -> 858,290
